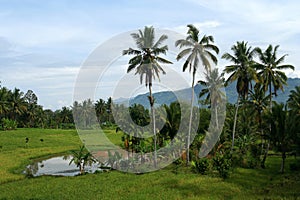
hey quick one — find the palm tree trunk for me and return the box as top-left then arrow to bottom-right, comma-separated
215,105 -> 219,130
262,82 -> 272,168
186,75 -> 195,166
149,85 -> 157,168
231,95 -> 240,151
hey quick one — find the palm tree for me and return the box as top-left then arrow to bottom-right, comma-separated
161,102 -> 181,141
199,68 -> 225,130
69,145 -> 97,174
175,24 -> 219,165
255,44 -> 294,167
9,88 -> 27,121
256,44 -> 295,110
248,83 -> 269,155
287,86 -> 300,114
95,98 -> 106,123
75,99 -> 95,129
222,41 -> 258,150
267,103 -> 296,173
123,26 -> 172,167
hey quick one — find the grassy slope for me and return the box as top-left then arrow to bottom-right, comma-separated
0,128 -> 299,200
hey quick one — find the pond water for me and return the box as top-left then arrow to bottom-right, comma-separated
25,156 -> 102,177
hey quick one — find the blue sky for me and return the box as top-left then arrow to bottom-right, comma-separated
0,0 -> 299,110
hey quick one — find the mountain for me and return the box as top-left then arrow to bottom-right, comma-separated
114,78 -> 300,107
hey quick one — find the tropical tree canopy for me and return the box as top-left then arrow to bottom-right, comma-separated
222,41 -> 258,100
175,24 -> 219,75
123,26 -> 172,88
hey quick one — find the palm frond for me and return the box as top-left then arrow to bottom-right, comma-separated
156,56 -> 173,64
153,34 -> 168,49
175,39 -> 194,48
176,48 -> 192,61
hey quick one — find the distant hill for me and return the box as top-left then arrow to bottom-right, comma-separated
115,78 -> 300,107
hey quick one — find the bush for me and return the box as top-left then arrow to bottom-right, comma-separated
213,153 -> 231,179
231,144 -> 260,169
192,158 -> 210,175
1,118 -> 18,131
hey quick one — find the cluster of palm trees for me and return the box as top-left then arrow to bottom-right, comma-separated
72,98 -> 114,129
122,25 -> 299,172
0,84 -> 74,129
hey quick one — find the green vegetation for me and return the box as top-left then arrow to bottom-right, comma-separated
0,128 -> 299,199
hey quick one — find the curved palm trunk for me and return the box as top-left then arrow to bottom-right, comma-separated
231,95 -> 240,151
149,85 -> 157,168
186,75 -> 196,166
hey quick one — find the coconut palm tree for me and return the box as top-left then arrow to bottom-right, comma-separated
175,24 -> 219,165
123,26 -> 172,167
9,88 -> 27,121
199,68 -> 225,129
255,44 -> 294,167
256,44 -> 295,110
222,41 -> 258,151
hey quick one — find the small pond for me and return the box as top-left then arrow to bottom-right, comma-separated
25,156 -> 102,177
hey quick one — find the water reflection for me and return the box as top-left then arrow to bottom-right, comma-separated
25,156 -> 102,177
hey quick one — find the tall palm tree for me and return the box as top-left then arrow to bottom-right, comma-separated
256,44 -> 295,110
222,41 -> 258,150
255,44 -> 294,167
199,68 -> 225,130
175,24 -> 219,165
123,26 -> 172,167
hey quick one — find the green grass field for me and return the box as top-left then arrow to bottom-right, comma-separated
0,128 -> 299,200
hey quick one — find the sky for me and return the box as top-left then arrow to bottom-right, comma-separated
0,0 -> 299,110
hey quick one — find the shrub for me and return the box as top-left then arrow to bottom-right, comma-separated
1,118 -> 18,131
192,158 -> 210,174
61,123 -> 75,129
213,153 -> 231,179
